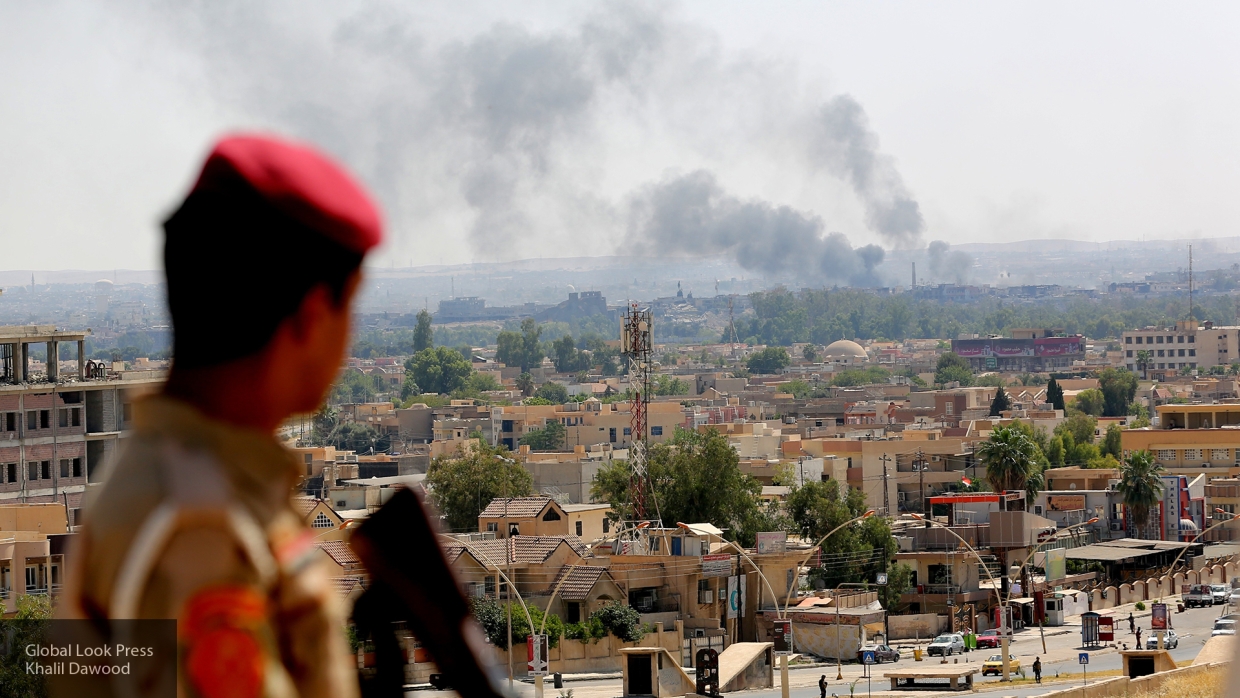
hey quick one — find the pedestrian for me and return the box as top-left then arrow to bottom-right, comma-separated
59,135 -> 386,698
1033,657 -> 1042,684
819,674 -> 828,698
1136,627 -> 1143,648
1128,612 -> 1135,634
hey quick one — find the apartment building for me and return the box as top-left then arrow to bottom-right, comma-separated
1121,404 -> 1240,478
1,326 -> 162,505
1121,320 -> 1240,376
0,503 -> 70,613
491,400 -> 683,452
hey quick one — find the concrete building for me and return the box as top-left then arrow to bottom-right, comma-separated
1,326 -> 163,505
1121,320 -> 1240,377
1121,404 -> 1240,479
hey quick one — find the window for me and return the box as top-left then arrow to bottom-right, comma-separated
1135,336 -> 1143,344
72,458 -> 81,478
40,461 -> 49,480
6,463 -> 15,483
1166,336 -> 1174,343
609,427 -> 617,443
542,508 -> 561,522
602,518 -> 611,533
28,462 -> 38,481
336,500 -> 346,508
508,523 -> 520,537
651,426 -> 663,436
1190,335 -> 1196,343
1184,449 -> 1201,461
1178,349 -> 1186,357
1158,363 -> 1166,369
1127,350 -> 1133,357
1157,350 -> 1165,357
566,601 -> 581,623
58,409 -> 68,429
4,412 -> 12,431
304,454 -> 313,464
40,410 -> 49,429
71,408 -> 80,427
1189,349 -> 1196,357
1178,335 -> 1185,343
623,427 -> 631,436
27,412 -> 37,430
576,520 -> 583,536
1155,449 -> 1176,462
1125,336 -> 1132,344
311,512 -> 334,528
486,522 -> 498,532
1156,336 -> 1164,344
1211,449 -> 1229,463
484,575 -> 496,598
59,459 -> 69,478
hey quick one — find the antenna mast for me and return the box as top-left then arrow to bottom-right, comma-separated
621,304 -> 656,527
1188,244 -> 1194,321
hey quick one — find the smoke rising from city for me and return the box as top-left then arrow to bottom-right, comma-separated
627,170 -> 885,286
926,240 -> 974,284
113,2 -> 922,284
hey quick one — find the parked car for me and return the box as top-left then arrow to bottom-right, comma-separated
927,634 -> 965,657
1210,584 -> 1230,604
856,645 -> 900,663
1229,589 -> 1240,605
975,629 -> 1002,649
981,654 -> 1021,676
1184,584 -> 1214,608
1212,620 -> 1237,637
1145,629 -> 1179,649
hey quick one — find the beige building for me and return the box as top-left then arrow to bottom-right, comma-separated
1121,404 -> 1240,478
1121,320 -> 1240,376
492,401 -> 684,452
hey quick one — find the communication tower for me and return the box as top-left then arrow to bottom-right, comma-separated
621,304 -> 657,528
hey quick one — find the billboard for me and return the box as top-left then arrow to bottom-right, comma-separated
702,554 -> 733,578
756,532 -> 788,554
952,339 -> 990,357
992,338 -> 1035,356
1045,548 -> 1067,582
1048,495 -> 1086,512
1151,603 -> 1168,630
1034,337 -> 1083,356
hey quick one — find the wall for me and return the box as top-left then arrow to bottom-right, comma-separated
791,622 -> 863,660
887,613 -> 946,640
492,621 -> 683,676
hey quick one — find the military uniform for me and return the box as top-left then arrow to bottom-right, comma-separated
62,396 -> 359,698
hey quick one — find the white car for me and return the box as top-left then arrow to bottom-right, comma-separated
1228,589 -> 1240,605
1145,629 -> 1179,649
1211,584 -> 1230,605
1213,620 -> 1237,637
927,634 -> 965,657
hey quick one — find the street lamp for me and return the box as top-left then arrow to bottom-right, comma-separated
778,509 -> 875,691
908,514 -> 1011,680
1013,517 -> 1099,654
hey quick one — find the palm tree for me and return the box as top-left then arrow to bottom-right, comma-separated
1229,362 -> 1240,377
1118,450 -> 1164,539
515,372 -> 535,397
1135,350 -> 1153,380
975,425 -> 1039,510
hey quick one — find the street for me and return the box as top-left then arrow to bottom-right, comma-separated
420,601 -> 1234,698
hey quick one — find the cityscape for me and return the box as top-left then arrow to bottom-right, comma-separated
2,3 -> 1238,698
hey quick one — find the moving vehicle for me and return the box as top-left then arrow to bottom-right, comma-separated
1213,619 -> 1237,637
927,634 -> 965,657
981,654 -> 1021,676
975,629 -> 1002,649
1184,584 -> 1214,608
1145,629 -> 1179,649
1210,584 -> 1230,605
1228,589 -> 1240,605
855,645 -> 900,663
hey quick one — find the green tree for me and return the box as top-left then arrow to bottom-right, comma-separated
877,562 -> 914,612
1135,350 -> 1153,380
591,428 -> 764,544
1073,388 -> 1105,417
1046,377 -> 1065,411
412,309 -> 434,353
520,318 -> 545,372
407,346 -> 473,395
552,334 -> 588,373
976,425 -> 1040,509
653,375 -> 690,396
786,479 -> 896,587
471,599 -> 565,649
425,443 -> 533,532
1056,412 -> 1097,447
324,421 -> 390,454
1046,435 -> 1065,466
534,381 -> 569,404
803,345 -> 818,362
1101,424 -> 1123,459
1117,450 -> 1163,538
989,386 -> 1012,416
521,421 -> 567,451
935,352 -> 973,386
496,330 -> 524,369
0,593 -> 54,696
747,347 -> 791,375
1097,368 -> 1138,417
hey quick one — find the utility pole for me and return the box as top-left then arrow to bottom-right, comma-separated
915,449 -> 927,514
879,453 -> 892,517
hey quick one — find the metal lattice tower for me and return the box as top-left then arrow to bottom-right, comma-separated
621,304 -> 654,523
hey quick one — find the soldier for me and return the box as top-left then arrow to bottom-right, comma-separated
61,133 -> 382,698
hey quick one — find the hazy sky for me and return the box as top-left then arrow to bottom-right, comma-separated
2,1 -> 1238,273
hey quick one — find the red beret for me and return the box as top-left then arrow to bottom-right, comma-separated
191,133 -> 383,254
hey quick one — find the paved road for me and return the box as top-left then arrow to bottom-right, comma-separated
408,602 -> 1233,697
